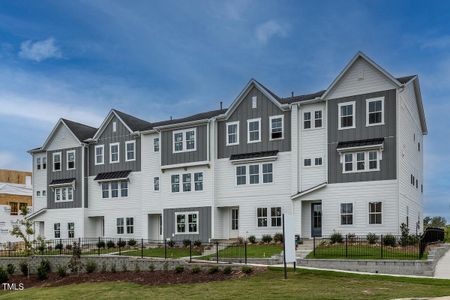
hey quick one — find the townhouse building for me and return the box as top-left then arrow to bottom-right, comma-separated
28,52 -> 427,242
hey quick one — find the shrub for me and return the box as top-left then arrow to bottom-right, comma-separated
40,259 -> 51,273
167,240 -> 176,248
65,244 -> 72,250
261,234 -> 273,244
241,266 -> 253,274
208,266 -> 219,274
191,266 -> 201,274
366,233 -> 378,244
175,265 -> 184,273
134,263 -> 140,273
0,267 -> 8,284
347,233 -> 356,243
19,262 -> 28,276
101,262 -> 107,273
149,264 -> 155,272
248,235 -> 256,244
97,241 -> 106,249
128,239 -> 137,247
55,243 -> 64,250
106,240 -> 115,249
237,237 -> 244,245
163,262 -> 169,271
6,264 -> 15,275
85,260 -> 97,273
273,233 -> 283,243
57,265 -> 67,278
193,240 -> 202,247
182,239 -> 191,247
121,262 -> 127,272
117,240 -> 127,248
330,232 -> 343,244
68,242 -> 82,274
111,263 -> 117,273
37,264 -> 48,281
383,234 -> 397,247
223,266 -> 232,275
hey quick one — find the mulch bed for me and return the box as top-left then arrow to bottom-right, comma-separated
5,268 -> 265,289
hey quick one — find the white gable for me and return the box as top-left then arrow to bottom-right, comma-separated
46,123 -> 80,151
325,57 -> 397,99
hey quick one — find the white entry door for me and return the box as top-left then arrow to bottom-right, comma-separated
230,208 -> 239,238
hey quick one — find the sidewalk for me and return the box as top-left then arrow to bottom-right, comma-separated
434,247 -> 450,279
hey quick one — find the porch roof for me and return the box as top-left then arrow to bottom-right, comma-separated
94,170 -> 132,181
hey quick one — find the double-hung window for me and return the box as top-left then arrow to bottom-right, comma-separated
153,138 -> 160,152
176,212 -> 198,234
110,143 -> 120,163
247,118 -> 261,143
369,202 -> 382,224
126,217 -> 134,234
154,177 -> 160,191
171,175 -> 180,192
340,203 -> 353,225
125,141 -> 136,162
226,122 -> 239,146
249,164 -> 259,184
236,163 -> 273,185
54,223 -> 61,238
257,208 -> 268,227
120,181 -> 128,197
343,151 -> 380,173
315,157 -> 323,166
68,222 -> 75,238
95,145 -> 104,165
366,97 -> 384,126
368,151 -> 378,170
55,187 -> 73,202
338,101 -> 355,129
356,152 -> 365,171
67,150 -> 75,170
111,182 -> 119,198
36,157 -> 41,170
182,174 -> 191,192
271,207 -> 281,227
262,163 -> 273,183
117,218 -> 124,234
236,166 -> 246,185
42,157 -> 47,169
314,110 -> 323,128
270,115 -> 283,140
53,152 -> 61,171
194,172 -> 203,191
304,112 -> 311,129
174,132 -> 183,152
344,153 -> 353,172
173,129 -> 196,153
102,183 -> 109,198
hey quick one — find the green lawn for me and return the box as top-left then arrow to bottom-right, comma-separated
200,244 -> 282,260
115,247 -> 202,258
1,268 -> 450,299
306,243 -> 423,260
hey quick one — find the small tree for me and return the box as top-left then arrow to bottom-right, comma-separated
10,206 -> 34,256
68,242 -> 83,275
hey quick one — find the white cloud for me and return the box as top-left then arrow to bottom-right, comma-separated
19,37 -> 62,62
0,151 -> 30,171
255,20 -> 288,44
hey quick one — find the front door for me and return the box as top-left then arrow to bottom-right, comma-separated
311,203 -> 322,237
230,208 -> 239,238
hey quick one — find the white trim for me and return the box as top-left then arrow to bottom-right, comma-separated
235,162 -> 274,186
175,211 -> 199,234
338,101 -> 356,130
160,160 -> 210,171
290,182 -> 327,200
269,115 -> 284,141
366,97 -> 385,127
94,145 -> 104,165
368,201 -> 383,225
230,155 -> 277,165
41,119 -> 84,150
125,140 -> 136,162
247,118 -> 261,143
52,152 -> 62,172
54,187 -> 74,203
109,142 -> 120,164
339,202 -> 354,226
172,128 -> 197,153
66,150 -> 76,171
341,150 -> 381,174
226,121 -> 240,146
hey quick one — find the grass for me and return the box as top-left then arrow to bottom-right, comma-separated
1,267 -> 450,299
200,244 -> 282,260
306,243 -> 424,260
116,247 -> 202,258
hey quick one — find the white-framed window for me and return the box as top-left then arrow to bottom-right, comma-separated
340,203 -> 353,225
269,115 -> 284,140
236,166 -> 246,185
369,202 -> 382,224
304,158 -> 312,167
173,128 -> 197,153
182,173 -> 191,192
55,188 -> 61,202
226,121 -> 239,146
95,145 -> 104,165
112,121 -> 117,132
344,153 -> 353,172
36,157 -> 41,170
252,96 -> 257,108
194,172 -> 203,191
42,157 -> 47,169
231,208 -> 239,230
68,222 -> 75,238
117,218 -> 124,234
247,118 -> 261,143
171,175 -> 180,192
314,157 -> 323,166
175,211 -> 199,234
338,101 -> 356,129
111,182 -> 119,198
120,181 -> 128,197
36,191 -> 41,197
271,207 -> 282,227
102,183 -> 109,199
125,140 -> 136,162
342,150 -> 381,173
53,152 -> 62,171
304,112 -> 311,129
154,177 -> 160,191
154,138 -> 160,152
304,110 -> 323,129
366,97 -> 384,126
54,187 -> 73,202
249,164 -> 259,184
262,163 -> 273,183
42,190 -> 46,197
126,217 -> 134,234
356,152 -> 365,171
236,163 -> 273,185
67,150 -> 76,170
314,110 -> 323,128
257,208 -> 268,227
110,143 -> 120,163
54,223 -> 60,238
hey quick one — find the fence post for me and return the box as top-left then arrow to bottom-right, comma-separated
164,239 -> 167,260
380,235 -> 383,259
119,238 -> 122,256
141,238 -> 144,259
189,241 -> 192,263
216,242 -> 219,264
313,236 -> 316,257
345,235 -> 348,258
244,241 -> 248,265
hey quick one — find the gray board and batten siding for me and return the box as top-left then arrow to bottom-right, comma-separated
163,206 -> 212,243
217,86 -> 291,159
327,89 -> 397,183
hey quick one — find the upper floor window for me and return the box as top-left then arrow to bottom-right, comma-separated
369,202 -> 382,224
42,157 -> 47,170
270,115 -> 284,140
154,138 -> 160,152
315,111 -> 323,128
338,101 -> 355,129
154,177 -> 160,191
95,145 -> 104,165
102,183 -> 109,199
121,181 -> 128,197
36,191 -> 41,197
342,150 -> 380,173
304,158 -> 311,167
262,163 -> 273,183
303,112 -> 311,129
171,174 -> 180,192
53,152 -> 61,171
340,203 -> 353,225
226,121 -> 239,146
125,141 -> 136,162
111,182 -> 119,198
236,163 -> 273,185
247,118 -> 261,143
194,172 -> 203,191
36,157 -> 41,170
366,97 -> 384,126
110,143 -> 120,163
252,96 -> 257,109
182,173 -> 192,192
236,166 -> 246,185
173,128 -> 196,153
315,157 -> 323,166
112,121 -> 117,132
67,150 -> 76,170
55,187 -> 73,202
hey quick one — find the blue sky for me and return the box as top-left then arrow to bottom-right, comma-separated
0,0 -> 449,220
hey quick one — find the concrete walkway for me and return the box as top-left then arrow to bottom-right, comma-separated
434,247 -> 450,279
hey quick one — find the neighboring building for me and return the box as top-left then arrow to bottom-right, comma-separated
28,52 -> 426,242
0,169 -> 32,243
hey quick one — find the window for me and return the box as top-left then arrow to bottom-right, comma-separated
154,177 -> 160,191
95,145 -> 104,165
340,203 -> 353,225
102,183 -> 109,198
174,132 -> 183,152
182,173 -> 191,192
186,130 -> 195,150
236,166 -> 246,185
171,175 -> 180,192
42,157 -> 47,169
125,141 -> 136,162
416,179 -> 418,189
247,118 -> 261,143
67,150 -> 75,170
194,172 -> 203,191
356,152 -> 365,170
369,151 -> 378,169
226,122 -> 239,146
110,143 -> 120,163
366,97 -> 384,126
120,181 -> 128,197
231,208 -> 239,230
68,222 -> 75,238
271,207 -> 281,227
304,158 -> 311,167
314,110 -> 323,128
154,138 -> 160,152
42,190 -> 46,197
249,164 -> 259,184
55,187 -> 73,202
55,189 -> 61,202
54,223 -> 60,238
344,153 -> 353,172
111,182 -> 119,198
421,184 -> 423,193
117,218 -> 124,234
342,151 -> 381,173
338,101 -> 355,129
67,187 -> 73,201
53,152 -> 61,171
252,96 -> 257,108
257,208 -> 268,227
369,202 -> 382,224
173,128 -> 196,153
112,121 -> 117,132
304,112 -> 311,129
9,202 -> 18,215
36,157 -> 41,170
176,212 -> 199,234
37,191 -> 41,197
126,217 -> 134,234
262,163 -> 273,183
418,142 -> 421,152
315,157 -> 323,166
270,115 -> 283,140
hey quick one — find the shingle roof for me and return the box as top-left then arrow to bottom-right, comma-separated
49,178 -> 76,185
62,119 -> 98,141
113,109 -> 152,131
337,138 -> 384,149
279,90 -> 326,104
94,170 -> 132,181
147,108 -> 227,130
230,150 -> 279,161
396,75 -> 416,84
